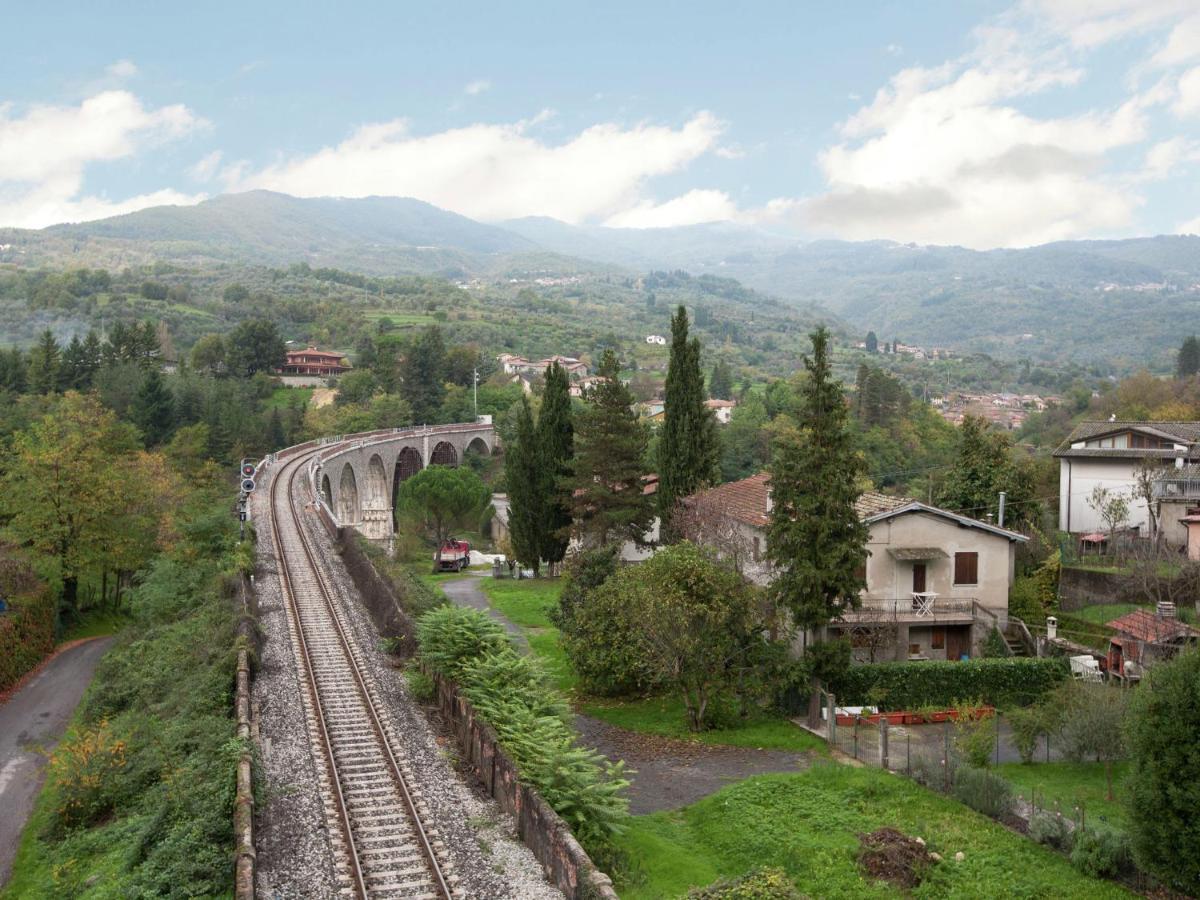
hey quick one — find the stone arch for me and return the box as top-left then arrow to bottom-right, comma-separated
365,454 -> 388,507
336,462 -> 359,524
392,446 -> 423,509
430,440 -> 458,467
465,435 -> 491,456
320,473 -> 333,508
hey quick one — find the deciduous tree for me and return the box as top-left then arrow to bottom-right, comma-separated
225,319 -> 286,377
938,414 -> 1035,529
400,325 -> 446,423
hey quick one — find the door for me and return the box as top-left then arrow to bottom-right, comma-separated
946,626 -> 971,661
912,563 -> 926,593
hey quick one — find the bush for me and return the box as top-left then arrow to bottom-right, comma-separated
405,669 -> 435,702
46,719 -> 129,833
951,765 -> 1014,819
417,606 -> 629,851
980,627 -> 1010,658
1070,827 -> 1132,879
687,866 -> 802,899
952,703 -> 996,768
830,657 -> 1069,710
1124,649 -> 1200,893
1029,810 -> 1074,852
1006,704 -> 1051,764
0,588 -> 54,692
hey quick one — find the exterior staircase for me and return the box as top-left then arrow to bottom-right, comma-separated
1003,618 -> 1035,657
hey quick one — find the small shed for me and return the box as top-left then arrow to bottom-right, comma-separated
1105,607 -> 1199,677
1180,513 -> 1200,561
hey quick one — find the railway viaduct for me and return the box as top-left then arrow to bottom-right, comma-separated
274,421 -> 497,541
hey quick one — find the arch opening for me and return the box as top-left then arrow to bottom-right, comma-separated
365,454 -> 388,507
430,441 -> 458,467
337,462 -> 360,524
320,474 -> 333,508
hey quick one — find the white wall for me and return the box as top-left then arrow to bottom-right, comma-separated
1058,458 -> 1150,534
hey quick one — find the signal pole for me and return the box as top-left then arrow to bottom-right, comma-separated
473,367 -> 479,420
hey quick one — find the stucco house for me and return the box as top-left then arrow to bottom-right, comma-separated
682,473 -> 1027,661
1054,421 -> 1200,536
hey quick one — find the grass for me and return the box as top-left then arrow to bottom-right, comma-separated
997,761 -> 1130,829
474,576 -> 825,753
60,607 -> 129,643
614,765 -> 1131,899
1069,603 -> 1143,625
265,385 -> 313,409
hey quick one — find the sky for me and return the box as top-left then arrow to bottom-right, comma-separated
2,0 -> 1200,248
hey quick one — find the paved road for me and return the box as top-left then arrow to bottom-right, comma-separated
441,575 -> 530,652
0,638 -> 113,886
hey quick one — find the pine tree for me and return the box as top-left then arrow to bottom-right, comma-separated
28,329 -> 62,395
131,369 -> 176,447
658,306 -> 718,539
1178,335 -> 1200,378
505,396 -> 544,575
0,347 -> 27,393
767,326 -> 869,635
708,359 -> 734,400
537,361 -> 574,570
568,349 -> 653,547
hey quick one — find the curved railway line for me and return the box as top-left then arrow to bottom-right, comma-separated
268,448 -> 457,899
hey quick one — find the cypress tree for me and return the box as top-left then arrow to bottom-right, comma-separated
708,360 -> 734,400
1178,335 -> 1200,378
568,349 -> 652,547
658,305 -> 718,540
505,396 -> 543,575
767,326 -> 869,637
537,361 -> 574,570
131,369 -> 176,446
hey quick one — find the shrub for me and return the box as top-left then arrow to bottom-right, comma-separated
687,867 -> 802,899
829,657 -> 1068,710
417,606 -> 629,851
980,627 -> 1010,658
951,765 -> 1014,819
0,588 -> 54,692
1124,649 -> 1200,893
952,703 -> 996,768
415,604 -> 510,680
1070,827 -> 1132,879
47,719 -> 129,833
1029,810 -> 1074,852
1053,681 -> 1127,799
1006,704 -> 1051,764
405,669 -> 435,702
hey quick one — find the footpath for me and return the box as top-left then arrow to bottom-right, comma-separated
0,637 -> 113,886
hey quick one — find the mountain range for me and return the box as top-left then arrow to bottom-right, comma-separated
3,190 -> 1199,368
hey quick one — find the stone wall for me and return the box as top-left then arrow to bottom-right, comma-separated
234,573 -> 257,900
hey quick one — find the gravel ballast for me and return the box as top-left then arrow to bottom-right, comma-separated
252,459 -> 561,899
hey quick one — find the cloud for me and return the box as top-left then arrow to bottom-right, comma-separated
0,90 -> 205,228
1023,0 -> 1196,48
229,111 -> 725,224
1179,214 -> 1200,234
188,150 -> 224,181
1175,66 -> 1200,117
106,59 -> 138,79
604,189 -> 738,228
464,79 -> 491,96
1149,13 -> 1200,67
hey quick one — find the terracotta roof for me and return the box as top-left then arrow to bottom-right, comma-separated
855,491 -> 911,517
1106,608 -> 1200,643
704,399 -> 736,408
685,476 -> 910,529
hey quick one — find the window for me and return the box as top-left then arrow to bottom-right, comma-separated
752,536 -> 761,561
954,551 -> 978,585
931,628 -> 945,650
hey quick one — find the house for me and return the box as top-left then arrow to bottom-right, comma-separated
704,398 -> 736,424
1105,605 -> 1199,679
496,353 -> 589,379
1054,421 -> 1200,535
645,335 -> 667,345
277,347 -> 351,377
682,473 -> 1027,661
569,375 -> 606,398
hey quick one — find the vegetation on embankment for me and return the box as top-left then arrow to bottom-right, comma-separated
615,766 -> 1131,899
2,499 -> 247,900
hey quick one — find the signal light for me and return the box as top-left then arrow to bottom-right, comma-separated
241,461 -> 256,477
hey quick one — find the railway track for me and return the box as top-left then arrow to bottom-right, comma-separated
268,450 -> 456,899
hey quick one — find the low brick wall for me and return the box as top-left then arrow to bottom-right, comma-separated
234,573 -> 257,900
432,675 -> 619,900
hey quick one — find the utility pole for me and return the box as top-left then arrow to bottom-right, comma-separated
473,367 -> 479,420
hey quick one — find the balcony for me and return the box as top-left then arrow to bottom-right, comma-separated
838,596 -> 979,624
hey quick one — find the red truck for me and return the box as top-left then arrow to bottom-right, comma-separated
434,538 -> 471,572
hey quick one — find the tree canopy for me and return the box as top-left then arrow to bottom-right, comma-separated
395,464 -> 490,570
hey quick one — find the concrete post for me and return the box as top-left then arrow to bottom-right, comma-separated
880,717 -> 889,770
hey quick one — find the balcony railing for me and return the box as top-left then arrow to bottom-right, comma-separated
840,597 -> 978,621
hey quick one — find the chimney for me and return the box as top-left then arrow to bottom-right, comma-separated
1157,601 -> 1177,620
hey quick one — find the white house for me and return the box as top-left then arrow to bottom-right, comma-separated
704,398 -> 736,424
645,335 -> 667,345
1054,421 -> 1200,535
683,474 -> 1027,661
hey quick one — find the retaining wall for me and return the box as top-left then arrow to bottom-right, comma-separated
234,572 -> 258,900
1057,567 -> 1128,610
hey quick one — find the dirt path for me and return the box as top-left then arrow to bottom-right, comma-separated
0,637 -> 113,886
441,575 -> 815,814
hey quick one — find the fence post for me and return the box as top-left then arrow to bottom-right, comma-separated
879,717 -> 889,770
853,718 -> 859,760
827,692 -> 836,746
943,720 -> 951,793
906,733 -> 911,776
995,711 -> 1000,767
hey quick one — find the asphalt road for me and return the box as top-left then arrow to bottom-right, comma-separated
0,637 -> 113,887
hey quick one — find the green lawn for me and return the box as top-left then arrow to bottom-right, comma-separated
475,576 -> 824,753
1069,603 -> 1142,625
265,386 -> 314,409
61,608 -> 129,643
997,761 -> 1130,829
615,765 -> 1131,899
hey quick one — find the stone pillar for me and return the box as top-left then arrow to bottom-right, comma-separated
894,622 -> 910,661
358,506 -> 393,542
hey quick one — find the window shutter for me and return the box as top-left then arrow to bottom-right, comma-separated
954,551 -> 978,585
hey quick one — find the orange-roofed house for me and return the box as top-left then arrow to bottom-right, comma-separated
278,346 -> 352,377
1105,606 -> 1199,680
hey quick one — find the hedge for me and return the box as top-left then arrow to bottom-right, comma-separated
0,590 -> 55,692
830,657 -> 1069,710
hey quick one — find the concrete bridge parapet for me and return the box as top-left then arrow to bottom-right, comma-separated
299,420 -> 497,541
